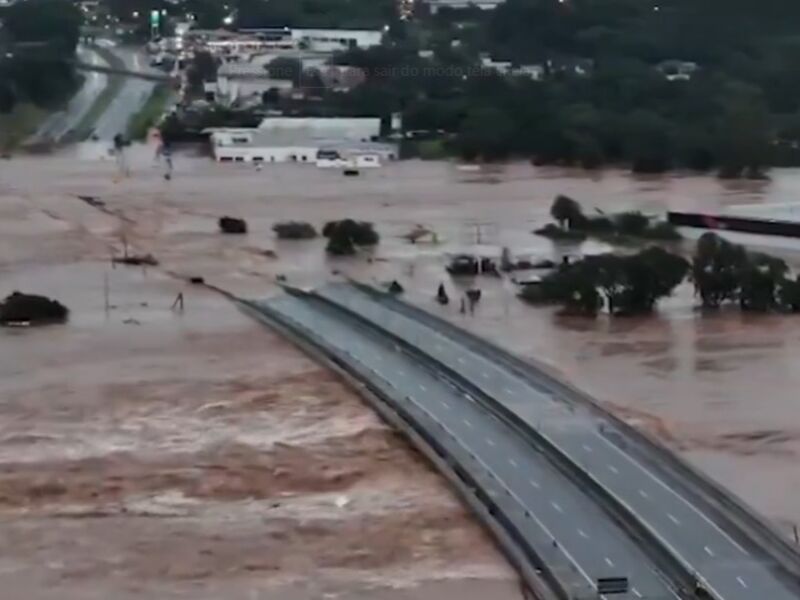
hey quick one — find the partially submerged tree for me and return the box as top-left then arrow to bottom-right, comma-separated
0,291 -> 68,325
520,247 -> 688,317
323,219 -> 379,255
550,195 -> 586,230
272,221 -> 317,240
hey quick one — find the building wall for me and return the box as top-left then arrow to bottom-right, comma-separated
213,145 -> 320,163
290,28 -> 383,52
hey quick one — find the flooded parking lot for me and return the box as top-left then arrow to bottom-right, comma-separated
2,147 -> 800,597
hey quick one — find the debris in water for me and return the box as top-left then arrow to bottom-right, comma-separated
112,253 -> 159,267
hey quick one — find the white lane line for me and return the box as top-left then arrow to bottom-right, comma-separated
551,501 -> 563,513
704,545 -> 714,557
419,384 -> 427,392
736,576 -> 748,589
604,557 -> 615,568
397,370 -> 405,376
582,444 -> 593,452
638,489 -> 649,499
632,588 -> 642,598
486,438 -> 496,447
578,529 -> 589,539
505,388 -> 516,395
667,513 -> 681,526
482,372 -> 490,379
458,357 -> 466,364
509,458 -> 518,468
607,464 -> 619,474
595,433 -> 750,555
463,419 -> 473,429
441,400 -> 450,410
529,479 -> 540,489
470,454 -> 618,598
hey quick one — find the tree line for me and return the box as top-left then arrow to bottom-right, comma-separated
522,232 -> 800,316
0,0 -> 82,114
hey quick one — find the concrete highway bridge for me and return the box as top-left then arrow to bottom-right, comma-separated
241,281 -> 800,600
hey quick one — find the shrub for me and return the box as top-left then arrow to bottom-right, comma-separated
614,211 -> 650,236
534,223 -> 587,241
219,216 -> 247,234
323,219 -> 379,255
0,292 -> 68,325
273,221 -> 317,240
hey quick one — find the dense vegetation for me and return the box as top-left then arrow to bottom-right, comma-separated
521,246 -> 689,316
273,221 -> 318,240
521,232 -> 800,317
0,0 -> 83,113
535,195 -> 681,242
317,0 -> 800,176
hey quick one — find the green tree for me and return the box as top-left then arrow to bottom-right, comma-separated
455,107 -> 516,161
550,194 -> 586,230
691,233 -> 747,308
715,98 -> 772,179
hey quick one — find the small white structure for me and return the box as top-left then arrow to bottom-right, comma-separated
208,62 -> 294,106
426,0 -> 505,13
290,28 -> 384,52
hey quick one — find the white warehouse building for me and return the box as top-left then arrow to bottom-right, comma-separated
208,117 -> 396,166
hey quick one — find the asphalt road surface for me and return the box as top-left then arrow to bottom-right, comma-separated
259,294 -> 679,600
91,46 -> 156,141
28,45 -> 108,144
315,283 -> 800,600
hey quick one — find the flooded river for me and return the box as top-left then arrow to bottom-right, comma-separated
3,151 -> 800,597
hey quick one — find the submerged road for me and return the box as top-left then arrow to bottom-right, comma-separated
257,293 -> 678,600
315,283 -> 800,600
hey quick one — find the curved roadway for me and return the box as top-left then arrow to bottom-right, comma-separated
315,283 -> 800,600
258,293 -> 678,600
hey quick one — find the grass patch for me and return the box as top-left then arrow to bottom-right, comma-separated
0,104 -> 48,150
65,45 -> 126,142
126,84 -> 172,140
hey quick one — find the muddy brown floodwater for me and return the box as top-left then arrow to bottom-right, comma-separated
2,145 -> 800,598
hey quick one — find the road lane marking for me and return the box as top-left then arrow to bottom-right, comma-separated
441,400 -> 450,409
529,479 -> 540,489
578,529 -> 589,539
638,489 -> 649,499
463,419 -> 473,428
419,384 -> 427,392
551,501 -> 563,513
505,388 -> 515,395
509,458 -> 518,468
736,577 -> 748,588
632,588 -> 642,598
595,433 -> 750,555
397,370 -> 405,376
704,546 -> 714,557
667,513 -> 681,526
482,372 -> 490,379
604,557 -> 615,568
458,357 -> 466,364
486,438 -> 496,447
607,465 -> 619,474
582,444 -> 593,452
